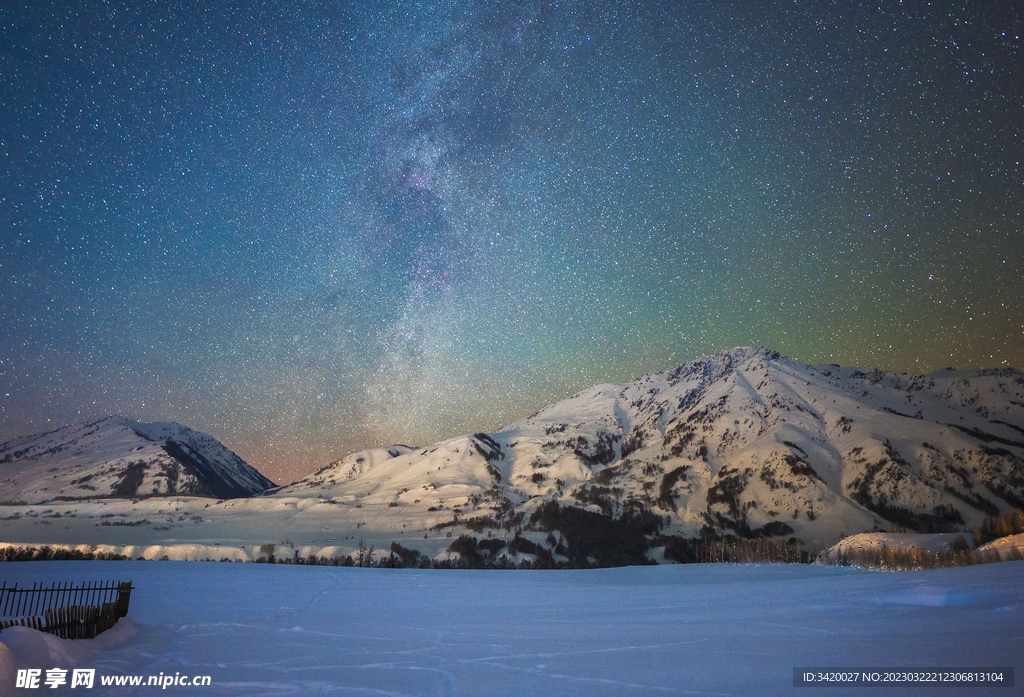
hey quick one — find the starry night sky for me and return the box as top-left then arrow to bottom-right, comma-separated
2,1 -> 1022,484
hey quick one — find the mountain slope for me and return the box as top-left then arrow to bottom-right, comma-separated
275,347 -> 1024,552
0,416 -> 274,503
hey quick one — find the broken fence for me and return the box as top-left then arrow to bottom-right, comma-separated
0,580 -> 133,639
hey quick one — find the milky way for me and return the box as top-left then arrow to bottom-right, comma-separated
2,1 -> 1022,483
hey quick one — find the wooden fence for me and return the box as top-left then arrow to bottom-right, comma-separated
0,580 -> 133,640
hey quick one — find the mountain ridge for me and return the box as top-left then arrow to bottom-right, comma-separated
273,347 -> 1024,551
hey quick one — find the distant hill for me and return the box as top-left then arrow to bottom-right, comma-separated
0,416 -> 274,503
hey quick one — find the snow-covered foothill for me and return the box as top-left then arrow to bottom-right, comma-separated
978,532 -> 1024,557
815,532 -> 970,565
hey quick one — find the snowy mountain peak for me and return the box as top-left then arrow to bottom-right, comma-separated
0,416 -> 274,504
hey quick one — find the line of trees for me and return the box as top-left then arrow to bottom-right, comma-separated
661,535 -> 814,564
7,508 -> 1022,570
0,546 -> 129,562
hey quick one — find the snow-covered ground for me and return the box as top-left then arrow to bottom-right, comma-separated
1,561 -> 1021,696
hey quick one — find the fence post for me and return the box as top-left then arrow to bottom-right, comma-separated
116,582 -> 133,618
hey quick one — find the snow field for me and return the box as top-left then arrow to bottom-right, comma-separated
1,560 -> 1021,696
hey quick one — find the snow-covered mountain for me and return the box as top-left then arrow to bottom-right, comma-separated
274,347 -> 1024,551
0,416 -> 274,503
2,349 -> 1022,563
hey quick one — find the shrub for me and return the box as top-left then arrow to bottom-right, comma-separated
390,541 -> 421,567
448,535 -> 485,568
